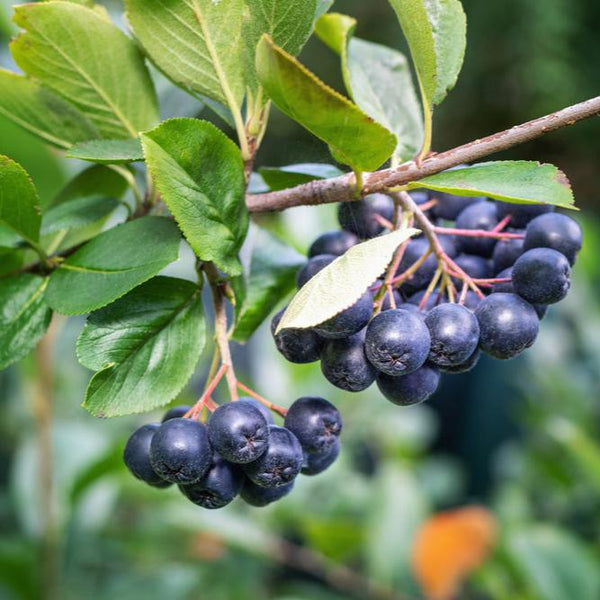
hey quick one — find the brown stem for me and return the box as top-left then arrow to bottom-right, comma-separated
236,381 -> 288,418
204,263 -> 238,400
247,96 -> 600,212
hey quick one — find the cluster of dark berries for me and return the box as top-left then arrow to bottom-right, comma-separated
272,188 -> 582,406
123,396 -> 342,508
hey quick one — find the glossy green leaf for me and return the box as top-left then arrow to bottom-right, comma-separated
142,119 -> 247,277
77,277 -> 205,417
316,14 -> 423,163
0,69 -> 99,150
243,0 -> 317,95
45,216 -> 181,315
66,139 -> 144,164
259,163 -> 344,191
0,275 -> 52,370
125,0 -> 245,110
11,2 -> 159,139
507,526 -> 600,600
256,35 -> 397,172
41,196 -> 120,236
410,161 -> 575,208
232,226 -> 305,342
388,0 -> 466,108
0,155 -> 41,244
277,227 -> 418,332
52,165 -> 128,207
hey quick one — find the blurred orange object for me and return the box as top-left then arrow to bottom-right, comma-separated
412,505 -> 497,600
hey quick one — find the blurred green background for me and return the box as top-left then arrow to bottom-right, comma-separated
1,1 -> 599,599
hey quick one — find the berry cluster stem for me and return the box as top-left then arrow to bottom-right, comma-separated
236,381 -> 288,418
204,262 -> 238,400
393,191 -> 487,299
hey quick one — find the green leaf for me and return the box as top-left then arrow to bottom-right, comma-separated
388,0 -> 466,107
77,277 -> 205,417
316,14 -> 423,164
0,69 -> 99,150
45,216 -> 181,315
0,248 -> 24,276
0,275 -> 52,370
0,155 -> 41,244
507,526 -> 600,600
243,0 -> 317,96
125,0 -> 245,111
277,227 -> 418,332
142,119 -> 247,277
256,35 -> 397,172
66,139 -> 144,164
11,2 -> 159,139
410,161 -> 575,208
232,226 -> 305,342
41,196 -> 120,236
259,163 -> 344,191
52,165 -> 128,207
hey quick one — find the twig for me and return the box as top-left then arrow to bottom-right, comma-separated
246,96 -> 600,212
236,381 -> 288,418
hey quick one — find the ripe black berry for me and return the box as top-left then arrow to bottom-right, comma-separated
454,254 -> 493,281
495,201 -> 554,228
284,396 -> 342,454
243,426 -> 303,488
179,453 -> 243,509
364,309 -> 431,376
455,201 -> 499,257
271,308 -> 323,363
492,234 -> 524,274
432,193 -> 485,221
338,193 -> 395,239
523,212 -> 583,265
123,424 -> 170,488
512,248 -> 571,305
208,401 -> 270,464
320,330 -> 376,392
149,418 -> 212,485
297,254 -> 335,288
425,304 -> 480,367
308,230 -> 359,257
302,438 -> 340,476
492,268 -> 547,319
240,478 -> 295,507
238,397 -> 275,424
376,365 -> 441,406
162,405 -> 191,422
474,293 -> 539,359
440,349 -> 481,374
314,291 -> 373,339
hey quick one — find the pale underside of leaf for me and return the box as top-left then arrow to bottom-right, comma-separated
277,227 -> 419,332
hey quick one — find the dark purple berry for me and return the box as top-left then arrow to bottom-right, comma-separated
376,365 -> 441,406
365,309 -> 431,376
149,418 -> 212,485
271,308 -> 323,363
302,438 -> 340,476
308,230 -> 359,258
179,453 -> 243,509
208,401 -> 270,464
524,213 -> 583,265
495,201 -> 554,228
297,254 -> 335,288
123,424 -> 170,488
338,193 -> 395,239
243,426 -> 303,488
240,478 -> 294,507
284,397 -> 342,454
314,291 -> 373,339
512,248 -> 571,305
455,201 -> 499,257
474,293 -> 539,359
